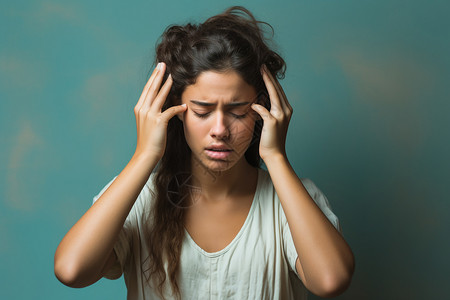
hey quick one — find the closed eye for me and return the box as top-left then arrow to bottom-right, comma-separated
192,110 -> 248,119
229,112 -> 247,119
193,111 -> 210,118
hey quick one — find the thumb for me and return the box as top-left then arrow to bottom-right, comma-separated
162,104 -> 187,122
251,103 -> 272,122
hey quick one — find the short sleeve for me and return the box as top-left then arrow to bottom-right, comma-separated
92,176 -> 132,279
282,178 -> 341,279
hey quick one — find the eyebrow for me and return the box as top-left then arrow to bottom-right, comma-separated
190,100 -> 251,107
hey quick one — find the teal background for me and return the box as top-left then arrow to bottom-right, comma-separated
1,0 -> 449,299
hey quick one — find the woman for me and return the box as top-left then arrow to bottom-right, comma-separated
55,6 -> 354,299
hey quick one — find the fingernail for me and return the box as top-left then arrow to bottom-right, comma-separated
156,62 -> 161,70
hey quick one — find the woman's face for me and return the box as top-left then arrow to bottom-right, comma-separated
180,70 -> 258,173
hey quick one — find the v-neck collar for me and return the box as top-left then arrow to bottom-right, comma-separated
184,168 -> 263,258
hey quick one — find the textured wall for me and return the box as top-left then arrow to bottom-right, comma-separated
1,1 -> 448,299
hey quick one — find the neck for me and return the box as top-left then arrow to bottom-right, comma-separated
190,157 -> 258,201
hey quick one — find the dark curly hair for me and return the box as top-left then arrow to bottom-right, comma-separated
144,6 -> 286,299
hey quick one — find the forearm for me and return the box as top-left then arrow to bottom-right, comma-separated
265,154 -> 354,296
54,153 -> 158,287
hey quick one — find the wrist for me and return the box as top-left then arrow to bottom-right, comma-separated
131,151 -> 159,169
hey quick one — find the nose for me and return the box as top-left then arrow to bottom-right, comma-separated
209,111 -> 229,140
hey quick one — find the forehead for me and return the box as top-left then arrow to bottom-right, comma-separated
181,71 -> 257,102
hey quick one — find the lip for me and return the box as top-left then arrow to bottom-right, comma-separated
204,146 -> 233,160
206,144 -> 232,151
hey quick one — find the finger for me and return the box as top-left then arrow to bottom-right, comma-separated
264,65 -> 289,111
269,69 -> 291,112
262,65 -> 293,115
262,65 -> 290,113
142,62 -> 167,109
161,104 -> 187,123
261,65 -> 283,114
251,103 -> 274,123
136,63 -> 161,111
152,74 -> 173,112
275,80 -> 292,113
275,78 -> 292,113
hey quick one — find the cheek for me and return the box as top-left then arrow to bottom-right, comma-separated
184,114 -> 200,130
239,116 -> 256,134
231,120 -> 256,145
183,115 -> 207,144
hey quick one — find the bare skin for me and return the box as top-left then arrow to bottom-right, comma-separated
182,67 -> 355,297
54,62 -> 354,297
251,65 -> 355,297
175,70 -> 259,252
54,62 -> 187,287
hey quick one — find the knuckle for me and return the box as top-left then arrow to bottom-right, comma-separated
273,112 -> 283,119
139,108 -> 149,116
145,110 -> 154,119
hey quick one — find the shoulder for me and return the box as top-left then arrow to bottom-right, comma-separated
93,173 -> 157,214
300,178 -> 341,231
299,178 -> 323,198
128,173 -> 157,218
257,169 -> 341,231
256,169 -> 324,207
298,178 -> 332,210
257,168 -> 319,197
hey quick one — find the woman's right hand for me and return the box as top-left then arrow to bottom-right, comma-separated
133,62 -> 187,161
54,62 -> 186,288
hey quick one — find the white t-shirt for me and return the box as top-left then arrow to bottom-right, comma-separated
93,168 -> 340,300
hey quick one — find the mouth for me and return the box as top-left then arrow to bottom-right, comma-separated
204,147 -> 233,160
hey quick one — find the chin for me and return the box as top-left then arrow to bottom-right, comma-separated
204,158 -> 235,173
192,154 -> 239,175
189,145 -> 252,176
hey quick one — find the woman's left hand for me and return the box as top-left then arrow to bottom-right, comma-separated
251,65 -> 293,162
